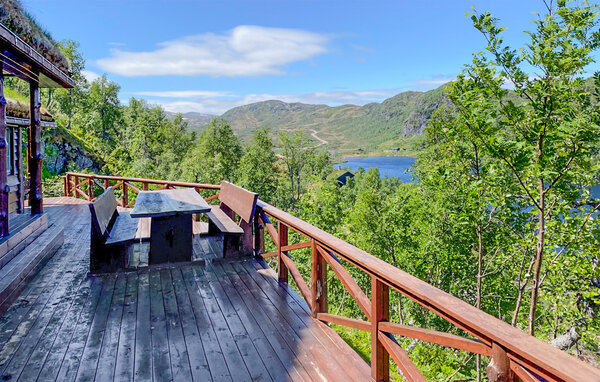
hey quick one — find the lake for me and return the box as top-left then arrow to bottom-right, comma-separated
335,156 -> 415,182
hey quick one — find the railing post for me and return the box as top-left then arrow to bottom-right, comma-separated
122,180 -> 128,207
64,174 -> 70,196
486,343 -> 516,382
277,221 -> 288,283
74,175 -> 79,198
88,177 -> 93,200
104,178 -> 109,190
371,276 -> 389,382
143,182 -> 148,191
311,241 -> 328,318
253,208 -> 262,256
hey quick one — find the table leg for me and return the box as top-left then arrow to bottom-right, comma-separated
149,215 -> 192,264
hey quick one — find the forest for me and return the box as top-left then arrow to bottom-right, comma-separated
7,1 -> 600,380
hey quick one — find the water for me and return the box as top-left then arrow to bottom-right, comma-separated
335,156 -> 415,182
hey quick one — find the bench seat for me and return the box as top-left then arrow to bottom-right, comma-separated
207,205 -> 244,235
105,212 -> 138,245
205,181 -> 257,257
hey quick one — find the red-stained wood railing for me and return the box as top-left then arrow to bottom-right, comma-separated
63,172 -> 220,207
254,200 -> 600,382
63,173 -> 600,381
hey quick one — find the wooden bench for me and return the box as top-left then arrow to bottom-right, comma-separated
206,181 -> 258,257
89,187 -> 138,273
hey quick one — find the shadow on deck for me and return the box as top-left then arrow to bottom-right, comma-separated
0,197 -> 370,381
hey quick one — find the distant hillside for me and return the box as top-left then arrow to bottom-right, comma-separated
222,84 -> 448,154
166,84 -> 449,154
164,111 -> 216,133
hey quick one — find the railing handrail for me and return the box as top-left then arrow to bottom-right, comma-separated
257,199 -> 599,382
62,172 -> 599,381
64,171 -> 220,190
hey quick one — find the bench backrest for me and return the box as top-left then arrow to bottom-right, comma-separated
89,187 -> 118,237
218,181 -> 258,223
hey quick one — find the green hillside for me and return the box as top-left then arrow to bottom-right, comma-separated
216,84 -> 448,155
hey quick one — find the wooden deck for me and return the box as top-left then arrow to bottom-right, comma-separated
0,197 -> 370,381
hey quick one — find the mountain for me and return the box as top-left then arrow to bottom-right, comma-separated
164,111 -> 216,133
221,84 -> 448,154
168,84 -> 449,154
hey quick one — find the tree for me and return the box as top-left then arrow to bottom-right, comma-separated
278,130 -> 314,208
181,118 -> 242,184
74,75 -> 122,162
237,127 -> 278,202
447,2 -> 600,336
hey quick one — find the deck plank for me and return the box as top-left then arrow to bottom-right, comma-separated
204,263 -> 274,381
159,268 -> 193,381
134,271 -> 152,381
74,274 -> 117,382
170,267 -> 213,381
180,266 -> 232,381
148,270 -> 172,382
94,274 -> 127,382
114,272 -> 138,382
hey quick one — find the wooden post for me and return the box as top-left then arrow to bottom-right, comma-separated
103,178 -> 109,191
142,182 -> 148,191
486,343 -> 516,382
88,177 -> 93,200
0,65 -> 8,236
253,208 -> 262,257
310,241 -> 328,318
73,175 -> 78,198
65,173 -> 70,196
16,127 -> 23,212
371,277 -> 389,382
29,81 -> 43,214
122,181 -> 128,207
277,221 -> 288,283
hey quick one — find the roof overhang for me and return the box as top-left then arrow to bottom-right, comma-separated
0,23 -> 74,89
6,116 -> 56,128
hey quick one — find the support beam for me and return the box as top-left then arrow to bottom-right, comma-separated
311,240 -> 328,317
29,81 -> 42,214
371,277 -> 389,382
277,221 -> 288,283
0,64 -> 8,236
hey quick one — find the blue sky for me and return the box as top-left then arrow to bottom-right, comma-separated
24,0 -> 566,115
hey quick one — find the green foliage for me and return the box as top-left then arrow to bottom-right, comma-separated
181,118 -> 242,184
237,127 -> 278,203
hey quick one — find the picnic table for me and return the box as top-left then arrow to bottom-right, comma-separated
130,189 -> 210,264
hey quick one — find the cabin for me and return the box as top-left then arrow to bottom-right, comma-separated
0,2 -> 73,269
0,2 -> 596,382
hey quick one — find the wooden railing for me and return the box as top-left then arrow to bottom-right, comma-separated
63,172 -> 599,381
63,172 -> 220,207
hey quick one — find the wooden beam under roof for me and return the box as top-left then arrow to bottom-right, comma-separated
0,24 -> 74,89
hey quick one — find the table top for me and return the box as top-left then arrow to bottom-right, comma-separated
130,189 -> 211,218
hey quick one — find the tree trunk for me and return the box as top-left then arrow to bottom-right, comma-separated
528,179 -> 545,335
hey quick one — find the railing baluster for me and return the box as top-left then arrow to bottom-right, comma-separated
311,241 -> 327,318
122,180 -> 128,207
278,222 -> 288,283
104,179 -> 109,190
74,175 -> 79,199
372,277 -> 389,382
88,177 -> 93,200
143,182 -> 148,191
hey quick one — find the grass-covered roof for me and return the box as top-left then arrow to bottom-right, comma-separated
0,0 -> 70,75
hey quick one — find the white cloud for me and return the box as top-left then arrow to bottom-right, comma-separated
81,70 -> 101,83
97,26 -> 329,77
135,90 -> 235,98
140,88 -> 400,115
